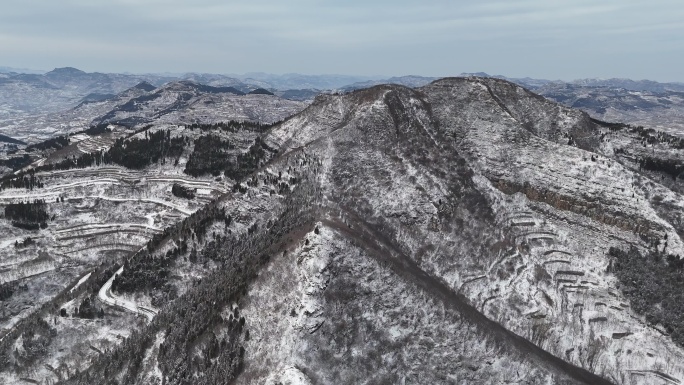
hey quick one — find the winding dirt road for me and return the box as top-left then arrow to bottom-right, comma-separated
97,266 -> 157,321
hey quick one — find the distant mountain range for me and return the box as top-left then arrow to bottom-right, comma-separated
2,66 -> 684,144
458,73 -> 684,135
234,72 -> 378,90
90,80 -> 303,128
0,67 -> 379,118
0,66 -> 46,74
0,67 -> 176,115
0,77 -> 307,143
339,75 -> 439,91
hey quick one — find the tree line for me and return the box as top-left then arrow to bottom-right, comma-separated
185,120 -> 280,133
0,170 -> 43,191
1,120 -> 284,193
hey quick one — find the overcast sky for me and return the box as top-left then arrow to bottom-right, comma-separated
1,0 -> 683,81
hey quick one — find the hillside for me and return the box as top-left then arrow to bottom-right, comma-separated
537,83 -> 684,136
0,77 -> 683,384
0,80 -> 307,144
0,68 -> 313,143
456,73 -> 684,136
0,134 -> 24,145
92,81 -> 302,128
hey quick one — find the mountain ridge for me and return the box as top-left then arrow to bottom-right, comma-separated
1,76 -> 683,384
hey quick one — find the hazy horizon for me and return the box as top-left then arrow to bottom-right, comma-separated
2,1 -> 683,82
3,65 -> 684,85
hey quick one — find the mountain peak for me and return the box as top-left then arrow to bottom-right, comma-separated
460,71 -> 491,78
132,81 -> 156,92
248,88 -> 275,95
45,67 -> 86,76
163,80 -> 200,91
162,80 -> 245,95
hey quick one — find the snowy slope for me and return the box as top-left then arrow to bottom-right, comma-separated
3,77 -> 684,385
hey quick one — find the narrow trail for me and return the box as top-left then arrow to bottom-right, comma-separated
320,207 -> 615,385
84,195 -> 193,215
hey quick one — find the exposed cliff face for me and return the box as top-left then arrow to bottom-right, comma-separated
35,77 -> 684,385
492,177 -> 661,236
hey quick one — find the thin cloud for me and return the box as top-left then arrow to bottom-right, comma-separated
0,0 -> 683,81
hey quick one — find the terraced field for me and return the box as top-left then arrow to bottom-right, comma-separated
0,121 -> 271,383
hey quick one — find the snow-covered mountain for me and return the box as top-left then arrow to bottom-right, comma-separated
339,75 -> 438,91
91,80 -> 306,128
568,78 -> 684,93
458,73 -> 684,135
1,76 -> 683,384
0,66 -> 45,75
536,83 -> 684,136
0,67 -> 178,115
0,67 -> 284,126
0,68 -> 377,142
460,72 -> 684,93
0,79 -> 307,143
236,72 -> 377,90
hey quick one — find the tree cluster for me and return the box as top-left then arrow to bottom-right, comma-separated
1,152 -> 104,190
171,183 -> 195,199
83,124 -> 112,136
25,135 -> 69,152
4,200 -> 50,230
0,261 -> 121,372
115,204 -> 229,292
639,156 -> 683,180
111,253 -> 173,294
593,119 -> 684,149
630,125 -> 684,149
56,156 -> 318,385
608,246 -> 684,346
0,154 -> 32,172
224,137 -> 277,181
108,129 -> 186,169
71,295 -> 105,319
14,237 -> 35,248
13,318 -> 56,368
50,150 -> 108,170
590,118 -> 629,131
0,171 -> 43,191
184,135 -> 235,177
0,129 -> 188,191
1,120 -> 284,191
0,281 -> 27,301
